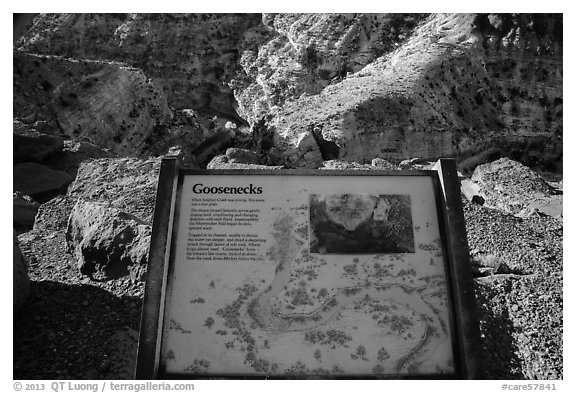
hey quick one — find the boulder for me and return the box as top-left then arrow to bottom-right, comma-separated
319,159 -> 397,171
370,158 -> 396,170
67,158 -> 160,223
66,199 -> 151,281
516,196 -> 563,222
469,158 -> 561,218
13,120 -> 64,163
14,231 -> 31,314
271,130 -> 324,169
321,159 -> 397,171
207,155 -> 283,170
460,179 -> 484,204
33,195 -> 76,232
321,160 -> 375,170
13,192 -> 40,233
398,158 -> 436,171
225,148 -> 259,164
14,162 -> 73,201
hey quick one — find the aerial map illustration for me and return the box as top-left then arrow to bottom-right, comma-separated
162,175 -> 455,377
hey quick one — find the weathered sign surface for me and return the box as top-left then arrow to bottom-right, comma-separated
136,161 -> 478,379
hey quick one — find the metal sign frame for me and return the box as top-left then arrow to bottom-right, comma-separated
135,158 -> 479,379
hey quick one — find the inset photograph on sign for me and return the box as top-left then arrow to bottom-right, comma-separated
309,194 -> 415,254
156,173 -> 457,378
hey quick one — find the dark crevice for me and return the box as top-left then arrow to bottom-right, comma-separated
189,130 -> 234,167
311,127 -> 340,161
251,117 -> 275,154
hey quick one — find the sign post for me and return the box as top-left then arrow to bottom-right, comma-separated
136,158 -> 479,379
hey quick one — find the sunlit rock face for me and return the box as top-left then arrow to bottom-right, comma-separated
260,14 -> 562,169
232,14 -> 428,126
16,13 -> 562,171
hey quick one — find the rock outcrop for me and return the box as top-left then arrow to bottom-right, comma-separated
16,157 -> 163,282
465,198 -> 562,379
15,14 -> 562,171
66,199 -> 151,281
67,157 -> 160,222
320,159 -> 395,171
13,119 -> 114,206
232,14 -> 427,125
33,195 -> 77,232
14,52 -> 173,157
259,14 -> 562,168
466,158 -> 562,220
224,147 -> 260,164
15,13 -> 261,118
206,158 -> 283,170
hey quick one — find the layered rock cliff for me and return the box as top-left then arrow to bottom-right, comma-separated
16,13 -> 261,120
232,14 -> 427,125
14,52 -> 172,156
15,13 -> 562,172
257,14 -> 562,169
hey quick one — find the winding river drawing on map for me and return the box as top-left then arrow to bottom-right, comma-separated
164,185 -> 455,376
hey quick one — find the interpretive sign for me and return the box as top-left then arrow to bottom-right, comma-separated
136,159 -> 479,379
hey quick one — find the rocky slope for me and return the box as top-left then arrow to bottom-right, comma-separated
232,13 -> 428,125
16,13 -> 261,120
14,158 -> 158,379
15,13 -> 562,170
262,14 -> 562,169
13,155 -> 562,379
14,51 -> 173,157
13,13 -> 562,380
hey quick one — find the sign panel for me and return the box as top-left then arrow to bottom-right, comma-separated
136,161 -> 479,379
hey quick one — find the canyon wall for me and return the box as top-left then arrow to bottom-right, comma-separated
16,13 -> 261,120
14,52 -> 172,156
15,13 -> 562,171
255,14 -> 562,170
